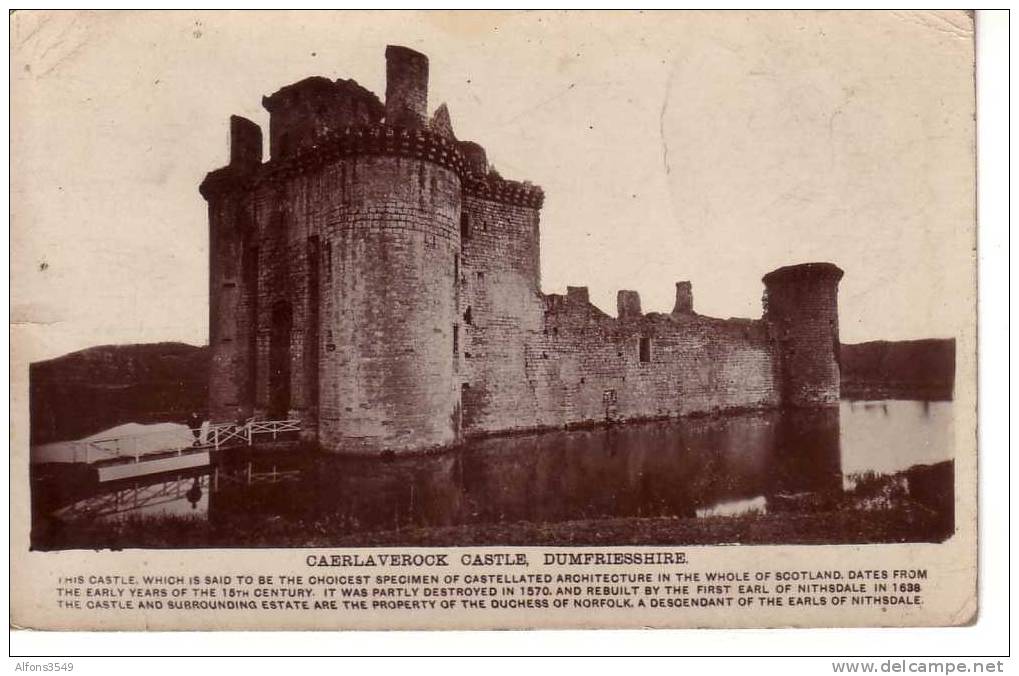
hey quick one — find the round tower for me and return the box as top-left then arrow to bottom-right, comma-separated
200,116 -> 263,425
316,46 -> 464,454
762,262 -> 844,407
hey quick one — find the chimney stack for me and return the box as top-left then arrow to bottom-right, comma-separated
672,281 -> 693,315
385,45 -> 429,127
617,290 -> 642,319
566,286 -> 589,305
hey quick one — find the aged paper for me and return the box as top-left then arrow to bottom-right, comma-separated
10,10 -> 976,630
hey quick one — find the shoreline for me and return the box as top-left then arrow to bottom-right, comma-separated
31,503 -> 953,551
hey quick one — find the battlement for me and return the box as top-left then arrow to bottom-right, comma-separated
463,173 -> 545,208
200,121 -> 547,207
270,123 -> 468,178
542,281 -> 698,324
458,141 -> 488,175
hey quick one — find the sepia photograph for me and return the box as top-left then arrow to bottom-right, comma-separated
10,9 -> 979,632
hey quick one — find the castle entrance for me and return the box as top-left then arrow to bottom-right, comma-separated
269,301 -> 292,419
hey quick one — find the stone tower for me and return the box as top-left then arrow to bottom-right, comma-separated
763,262 -> 844,406
318,46 -> 462,454
203,116 -> 263,427
202,45 -> 466,454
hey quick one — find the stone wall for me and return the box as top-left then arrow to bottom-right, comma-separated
514,294 -> 780,433
206,191 -> 249,423
459,191 -> 544,435
236,154 -> 463,453
455,196 -> 784,438
317,155 -> 461,453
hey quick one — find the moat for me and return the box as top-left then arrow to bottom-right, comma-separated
31,400 -> 954,549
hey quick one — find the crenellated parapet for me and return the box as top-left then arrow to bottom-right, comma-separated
266,123 -> 468,180
202,122 -> 547,210
201,123 -> 468,197
463,173 -> 545,208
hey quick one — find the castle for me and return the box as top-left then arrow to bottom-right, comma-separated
201,46 -> 843,455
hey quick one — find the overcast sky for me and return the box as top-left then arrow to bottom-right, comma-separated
12,10 -> 975,362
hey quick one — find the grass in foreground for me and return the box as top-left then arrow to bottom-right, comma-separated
33,502 -> 951,550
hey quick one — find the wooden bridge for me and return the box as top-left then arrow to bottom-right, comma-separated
73,419 -> 302,483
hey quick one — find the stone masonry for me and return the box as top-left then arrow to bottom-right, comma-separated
201,46 -> 843,455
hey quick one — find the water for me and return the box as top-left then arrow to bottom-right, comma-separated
839,400 -> 953,478
41,400 -> 952,535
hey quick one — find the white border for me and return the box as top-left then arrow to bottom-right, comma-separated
5,8 -> 1010,665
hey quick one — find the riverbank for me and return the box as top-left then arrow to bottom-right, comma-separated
33,506 -> 951,550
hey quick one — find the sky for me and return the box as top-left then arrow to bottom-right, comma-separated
11,10 -> 976,363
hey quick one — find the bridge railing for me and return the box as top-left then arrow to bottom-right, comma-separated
246,419 -> 301,441
82,419 -> 302,465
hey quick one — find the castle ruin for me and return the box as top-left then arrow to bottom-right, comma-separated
201,46 -> 843,455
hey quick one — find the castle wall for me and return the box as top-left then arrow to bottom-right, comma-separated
459,193 -> 544,435
456,185 -> 782,437
515,299 -> 780,433
247,179 -> 316,426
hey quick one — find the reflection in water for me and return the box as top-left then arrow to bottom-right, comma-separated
204,407 -> 844,535
45,401 -> 953,539
185,478 -> 203,510
54,472 -> 211,522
